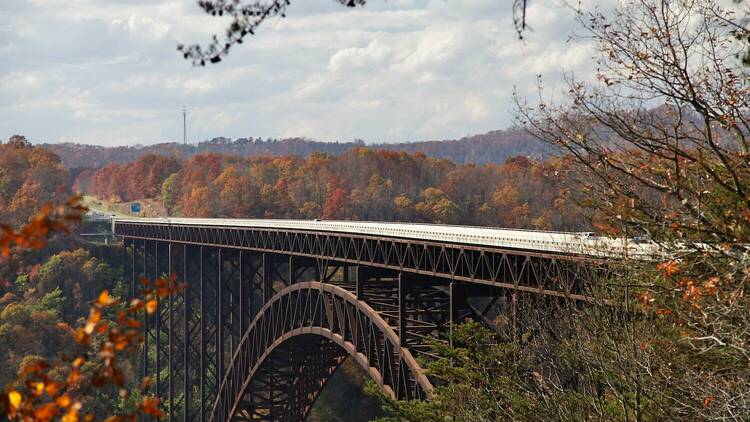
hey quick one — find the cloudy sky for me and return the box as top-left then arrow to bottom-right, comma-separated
0,0 -> 602,146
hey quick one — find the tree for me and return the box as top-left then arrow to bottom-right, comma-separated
0,301 -> 76,386
515,0 -> 750,417
0,138 -> 71,227
0,203 -> 177,421
729,1 -> 750,64
415,188 -> 459,224
369,321 -> 542,421
33,249 -> 118,322
160,172 -> 181,215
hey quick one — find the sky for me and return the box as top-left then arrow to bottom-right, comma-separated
0,0 -> 604,146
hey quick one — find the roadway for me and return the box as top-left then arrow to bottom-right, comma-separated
113,217 -> 654,258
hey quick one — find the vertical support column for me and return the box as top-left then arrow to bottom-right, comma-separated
183,243 -> 190,422
124,238 -> 132,299
288,255 -> 296,286
198,246 -> 219,422
142,239 -> 149,385
130,239 -> 136,298
449,281 -> 455,348
155,242 -> 161,400
155,241 -> 173,418
511,292 -> 518,345
262,253 -> 272,302
242,252 -> 264,322
240,252 -> 258,327
398,272 -> 408,347
239,251 -> 247,341
167,243 -> 174,421
218,249 -> 241,377
199,246 -> 206,422
215,248 -> 224,404
355,266 -> 367,300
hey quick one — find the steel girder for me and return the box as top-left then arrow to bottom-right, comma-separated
232,336 -> 347,421
118,221 -> 599,422
115,222 -> 603,301
210,282 -> 432,422
127,241 -> 340,421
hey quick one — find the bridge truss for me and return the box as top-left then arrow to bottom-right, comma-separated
118,221 -> 603,421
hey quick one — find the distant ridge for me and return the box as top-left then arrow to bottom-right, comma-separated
42,127 -> 552,169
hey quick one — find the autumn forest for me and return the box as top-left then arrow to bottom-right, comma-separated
2,0 -> 749,420
74,148 -> 586,230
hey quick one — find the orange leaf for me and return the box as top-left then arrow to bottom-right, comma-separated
637,292 -> 655,306
68,369 -> 81,385
141,396 -> 163,417
74,328 -> 89,344
97,290 -> 115,306
124,318 -> 142,328
146,299 -> 158,314
45,381 -> 61,397
88,308 -> 102,324
34,402 -> 60,420
56,394 -> 72,408
657,260 -> 679,277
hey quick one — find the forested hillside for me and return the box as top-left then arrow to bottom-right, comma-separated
74,149 -> 587,231
0,136 -> 70,227
43,127 -> 550,169
0,136 -> 138,418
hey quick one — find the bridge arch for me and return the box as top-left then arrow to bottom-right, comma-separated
211,281 -> 433,422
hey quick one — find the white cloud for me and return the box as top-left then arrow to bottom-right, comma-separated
0,0 -> 602,145
329,39 -> 392,72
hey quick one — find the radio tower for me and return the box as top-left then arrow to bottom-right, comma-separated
182,106 -> 187,145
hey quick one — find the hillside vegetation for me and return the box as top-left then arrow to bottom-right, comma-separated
74,149 -> 587,231
0,136 -> 70,227
44,128 -> 550,169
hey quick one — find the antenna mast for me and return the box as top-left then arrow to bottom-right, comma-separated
182,106 -> 187,145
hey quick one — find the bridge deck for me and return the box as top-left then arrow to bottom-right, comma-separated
114,217 -> 647,257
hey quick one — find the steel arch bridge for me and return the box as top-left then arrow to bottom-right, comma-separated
115,218 -> 609,421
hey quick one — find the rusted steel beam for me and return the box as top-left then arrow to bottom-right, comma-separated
209,281 -> 431,422
115,222 -> 604,302
117,221 -> 610,421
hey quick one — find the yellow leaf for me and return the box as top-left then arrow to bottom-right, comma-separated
8,390 -> 22,408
